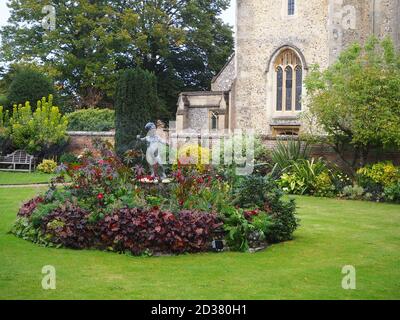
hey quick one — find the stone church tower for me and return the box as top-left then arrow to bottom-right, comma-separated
176,0 -> 400,136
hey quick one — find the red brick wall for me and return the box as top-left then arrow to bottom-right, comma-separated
260,136 -> 400,170
66,132 -> 400,171
66,132 -> 115,155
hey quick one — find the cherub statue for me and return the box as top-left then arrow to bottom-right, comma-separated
137,122 -> 167,181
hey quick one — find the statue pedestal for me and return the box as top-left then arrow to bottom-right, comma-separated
138,177 -> 171,184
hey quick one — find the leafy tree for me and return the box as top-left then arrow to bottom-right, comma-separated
0,0 -> 233,116
115,68 -> 160,156
1,95 -> 68,157
0,64 -> 55,108
305,36 -> 400,170
0,95 -> 7,108
0,65 -> 8,102
7,68 -> 55,107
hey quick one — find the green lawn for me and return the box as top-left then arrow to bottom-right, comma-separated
0,187 -> 399,300
0,171 -> 57,185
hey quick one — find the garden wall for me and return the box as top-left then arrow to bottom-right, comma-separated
309,145 -> 400,168
66,131 -> 400,169
66,128 -> 168,155
260,136 -> 400,170
67,131 -> 115,155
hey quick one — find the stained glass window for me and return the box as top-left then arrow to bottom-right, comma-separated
285,66 -> 293,111
295,66 -> 302,110
211,112 -> 218,130
288,0 -> 295,16
276,67 -> 283,111
274,49 -> 303,113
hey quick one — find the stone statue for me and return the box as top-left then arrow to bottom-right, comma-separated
137,122 -> 167,181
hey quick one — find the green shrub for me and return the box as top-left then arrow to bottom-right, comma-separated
331,171 -> 353,193
220,206 -> 254,252
11,217 -> 52,245
356,162 -> 400,200
115,68 -> 161,156
341,185 -> 365,200
279,173 -> 305,194
66,108 -> 115,131
37,159 -> 58,174
267,198 -> 299,243
0,95 -> 7,107
0,124 -> 12,155
6,95 -> 68,157
59,153 -> 79,164
7,69 -> 55,106
251,212 -> 272,240
30,202 -> 60,228
59,103 -> 76,115
232,175 -> 299,243
384,183 -> 400,203
271,139 -> 310,176
314,171 -> 336,197
357,162 -> 400,188
254,137 -> 272,164
0,106 -> 7,127
278,158 -> 334,196
233,175 -> 277,208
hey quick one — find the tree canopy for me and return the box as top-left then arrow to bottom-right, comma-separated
7,68 -> 55,107
305,37 -> 400,169
0,0 -> 234,116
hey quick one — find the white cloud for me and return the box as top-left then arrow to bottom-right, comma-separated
221,0 -> 236,26
0,0 -> 10,27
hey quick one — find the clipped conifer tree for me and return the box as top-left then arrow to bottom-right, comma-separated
115,68 -> 160,157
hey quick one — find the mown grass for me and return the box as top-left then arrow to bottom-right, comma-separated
0,188 -> 399,300
0,171 -> 57,185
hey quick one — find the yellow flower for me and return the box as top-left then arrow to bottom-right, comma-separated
176,144 -> 211,172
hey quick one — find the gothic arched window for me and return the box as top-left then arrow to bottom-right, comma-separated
276,67 -> 283,111
274,48 -> 303,112
295,65 -> 302,110
285,66 -> 293,111
288,0 -> 295,16
210,112 -> 218,130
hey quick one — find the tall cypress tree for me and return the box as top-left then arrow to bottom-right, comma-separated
115,68 -> 160,157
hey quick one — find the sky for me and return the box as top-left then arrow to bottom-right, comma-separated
0,1 -> 9,27
0,0 -> 236,28
222,0 -> 236,27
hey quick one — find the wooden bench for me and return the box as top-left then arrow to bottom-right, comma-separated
0,150 -> 36,172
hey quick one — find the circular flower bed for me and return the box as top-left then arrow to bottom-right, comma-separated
12,143 -> 299,255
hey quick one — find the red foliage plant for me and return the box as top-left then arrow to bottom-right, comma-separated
97,207 -> 222,255
244,209 -> 261,221
171,164 -> 213,206
41,203 -> 95,249
56,148 -> 134,205
18,196 -> 44,218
